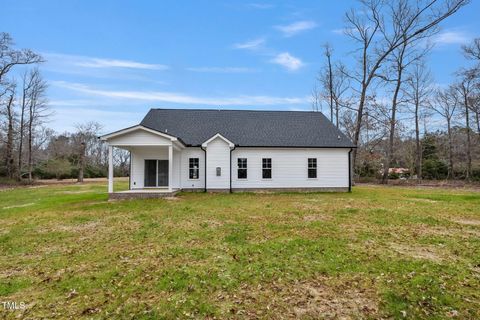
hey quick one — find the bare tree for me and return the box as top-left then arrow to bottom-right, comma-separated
25,68 -> 49,181
17,71 -> 35,179
72,122 -> 104,182
462,38 -> 480,62
381,40 -> 409,183
430,87 -> 459,179
404,61 -> 433,179
316,44 -> 350,127
1,83 -> 16,178
322,43 -> 335,122
471,93 -> 480,137
311,83 -> 321,112
0,33 -> 43,85
381,38 -> 432,183
343,0 -> 469,167
462,38 -> 480,138
455,70 -> 477,180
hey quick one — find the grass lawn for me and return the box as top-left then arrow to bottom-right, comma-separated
0,182 -> 479,319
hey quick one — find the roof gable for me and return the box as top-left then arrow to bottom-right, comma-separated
100,125 -> 180,146
202,133 -> 235,148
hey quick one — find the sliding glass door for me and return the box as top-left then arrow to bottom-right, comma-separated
144,159 -> 169,187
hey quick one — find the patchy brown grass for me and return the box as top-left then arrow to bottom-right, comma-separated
0,183 -> 479,319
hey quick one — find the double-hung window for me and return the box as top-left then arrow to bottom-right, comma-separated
308,158 -> 317,178
189,158 -> 199,179
262,158 -> 272,179
238,158 -> 247,179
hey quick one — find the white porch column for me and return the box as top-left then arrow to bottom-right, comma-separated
168,144 -> 173,192
108,145 -> 113,193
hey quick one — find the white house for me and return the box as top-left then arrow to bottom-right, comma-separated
100,109 -> 355,199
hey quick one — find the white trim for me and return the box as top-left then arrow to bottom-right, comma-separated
100,125 -> 179,142
108,145 -> 113,193
168,145 -> 173,192
201,133 -> 235,148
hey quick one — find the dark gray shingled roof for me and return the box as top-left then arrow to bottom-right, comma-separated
140,108 -> 355,148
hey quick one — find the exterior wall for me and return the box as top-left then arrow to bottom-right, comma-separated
130,146 -> 181,189
179,147 -> 205,189
127,145 -> 350,191
205,138 -> 231,190
231,148 -> 350,189
108,129 -> 172,146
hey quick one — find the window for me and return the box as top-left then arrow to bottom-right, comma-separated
308,158 -> 317,178
262,158 -> 272,179
189,158 -> 199,179
238,158 -> 247,179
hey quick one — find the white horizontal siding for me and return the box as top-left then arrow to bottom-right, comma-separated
128,145 -> 349,190
231,148 -> 349,189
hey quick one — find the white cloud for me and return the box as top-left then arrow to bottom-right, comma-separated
52,81 -> 308,106
44,53 -> 168,70
233,38 -> 265,50
53,107 -> 144,133
270,52 -> 304,71
186,67 -> 257,73
77,58 -> 168,70
434,30 -> 471,45
275,20 -> 317,37
247,3 -> 274,9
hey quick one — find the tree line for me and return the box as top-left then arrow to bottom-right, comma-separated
312,0 -> 480,182
0,32 -> 128,183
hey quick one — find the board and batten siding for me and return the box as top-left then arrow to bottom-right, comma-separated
230,148 -> 349,189
205,138 -> 231,190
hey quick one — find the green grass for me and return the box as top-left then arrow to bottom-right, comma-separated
0,182 -> 479,319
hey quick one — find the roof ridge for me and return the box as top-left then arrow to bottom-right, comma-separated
149,108 -> 322,114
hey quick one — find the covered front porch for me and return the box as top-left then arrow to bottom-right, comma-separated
101,125 -> 185,199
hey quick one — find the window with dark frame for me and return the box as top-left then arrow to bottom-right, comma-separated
189,158 -> 199,179
238,158 -> 247,179
308,158 -> 317,178
262,158 -> 272,179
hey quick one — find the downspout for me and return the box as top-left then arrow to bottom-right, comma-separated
229,145 -> 237,193
348,148 -> 353,192
201,146 -> 207,192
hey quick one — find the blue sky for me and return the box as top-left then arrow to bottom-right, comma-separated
3,0 -> 479,133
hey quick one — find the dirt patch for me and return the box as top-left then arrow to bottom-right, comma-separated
390,243 -> 446,262
164,196 -> 181,201
407,198 -> 438,203
293,202 -> 325,212
452,218 -> 480,226
38,221 -> 101,234
224,277 -> 379,319
412,224 -> 480,239
56,190 -> 91,194
204,219 -> 224,228
2,202 -> 35,210
303,214 -> 330,222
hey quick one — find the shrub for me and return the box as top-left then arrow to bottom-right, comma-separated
36,159 -> 73,180
388,171 -> 400,180
422,159 -> 448,180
